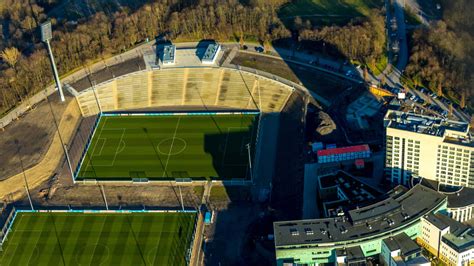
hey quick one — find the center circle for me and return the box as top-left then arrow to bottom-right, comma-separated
75,244 -> 109,266
157,137 -> 187,155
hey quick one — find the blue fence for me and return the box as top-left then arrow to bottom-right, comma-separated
101,110 -> 260,117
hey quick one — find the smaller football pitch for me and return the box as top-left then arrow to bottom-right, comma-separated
0,211 -> 196,266
75,112 -> 258,181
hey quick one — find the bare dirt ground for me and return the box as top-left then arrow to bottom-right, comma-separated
19,183 -> 204,210
0,94 -> 73,180
0,98 -> 82,201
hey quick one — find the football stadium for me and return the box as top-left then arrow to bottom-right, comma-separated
0,210 -> 197,266
69,66 -> 294,183
75,112 -> 259,181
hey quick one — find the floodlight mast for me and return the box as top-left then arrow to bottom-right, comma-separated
41,21 -> 65,102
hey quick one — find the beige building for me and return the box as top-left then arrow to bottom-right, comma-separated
418,213 -> 473,266
384,111 -> 474,187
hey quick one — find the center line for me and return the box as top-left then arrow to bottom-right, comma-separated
162,117 -> 181,177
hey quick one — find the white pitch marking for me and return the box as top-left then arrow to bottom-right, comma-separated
221,127 -> 249,167
162,117 -> 181,177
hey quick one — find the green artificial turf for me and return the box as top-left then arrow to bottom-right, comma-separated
0,212 -> 196,266
76,113 -> 258,180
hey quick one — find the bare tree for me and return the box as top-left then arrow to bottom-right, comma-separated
1,47 -> 21,69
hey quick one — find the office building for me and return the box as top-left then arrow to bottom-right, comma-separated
384,110 -> 474,187
273,185 -> 446,265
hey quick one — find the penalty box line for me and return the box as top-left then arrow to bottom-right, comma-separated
89,128 -> 126,167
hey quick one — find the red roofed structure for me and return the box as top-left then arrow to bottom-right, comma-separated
317,144 -> 370,163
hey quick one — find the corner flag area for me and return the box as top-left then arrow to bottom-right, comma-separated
75,112 -> 258,181
0,211 -> 196,266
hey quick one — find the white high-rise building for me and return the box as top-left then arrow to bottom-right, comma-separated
384,110 -> 474,187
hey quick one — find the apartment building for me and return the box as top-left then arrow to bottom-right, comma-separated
384,110 -> 474,187
418,213 -> 473,266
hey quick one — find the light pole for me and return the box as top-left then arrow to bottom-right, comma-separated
178,184 -> 185,211
91,80 -> 102,114
246,143 -> 253,181
44,91 -> 75,181
41,21 -> 65,102
100,184 -> 109,210
15,140 -> 34,210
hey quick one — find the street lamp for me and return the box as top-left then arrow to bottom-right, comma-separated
41,21 -> 65,102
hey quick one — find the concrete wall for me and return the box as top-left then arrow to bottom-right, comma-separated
75,68 -> 294,116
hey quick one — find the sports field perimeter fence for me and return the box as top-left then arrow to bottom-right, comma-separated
73,110 -> 260,183
0,206 -> 200,265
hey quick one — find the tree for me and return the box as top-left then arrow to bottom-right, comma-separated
239,32 -> 245,49
263,36 -> 271,53
1,47 -> 21,69
363,67 -> 369,81
460,89 -> 466,109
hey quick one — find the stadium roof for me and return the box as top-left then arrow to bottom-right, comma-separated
317,144 -> 370,157
274,184 -> 446,247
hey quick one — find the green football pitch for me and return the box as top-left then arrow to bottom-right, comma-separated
76,113 -> 258,180
0,212 -> 196,266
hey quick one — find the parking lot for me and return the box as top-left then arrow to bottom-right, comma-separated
384,84 -> 470,121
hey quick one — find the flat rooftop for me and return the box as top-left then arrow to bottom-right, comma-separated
319,171 -> 382,215
336,246 -> 365,263
442,228 -> 474,253
274,184 -> 446,247
383,232 -> 420,256
385,111 -> 470,139
446,186 -> 474,208
425,213 -> 469,236
159,47 -> 221,68
163,44 -> 175,63
202,43 -> 220,61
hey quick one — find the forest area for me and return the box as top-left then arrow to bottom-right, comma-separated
1,0 -> 384,114
405,0 -> 473,110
